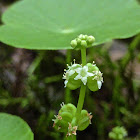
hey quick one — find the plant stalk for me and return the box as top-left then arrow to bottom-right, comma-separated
81,48 -> 87,65
76,48 -> 87,119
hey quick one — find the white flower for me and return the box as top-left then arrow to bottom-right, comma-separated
74,66 -> 94,85
63,60 -> 82,87
92,71 -> 103,89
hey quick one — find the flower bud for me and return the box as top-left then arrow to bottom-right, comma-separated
76,38 -> 81,44
87,36 -> 95,44
70,39 -> 77,49
70,34 -> 95,49
81,40 -> 87,48
78,34 -> 84,40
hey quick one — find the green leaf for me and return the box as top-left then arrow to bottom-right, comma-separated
0,0 -> 140,50
0,113 -> 34,140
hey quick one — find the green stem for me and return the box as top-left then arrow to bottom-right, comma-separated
76,48 -> 87,119
76,84 -> 86,118
81,48 -> 87,66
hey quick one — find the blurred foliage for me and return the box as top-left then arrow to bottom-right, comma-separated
0,0 -> 140,140
109,126 -> 127,140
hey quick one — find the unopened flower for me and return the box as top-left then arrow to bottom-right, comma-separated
70,34 -> 95,49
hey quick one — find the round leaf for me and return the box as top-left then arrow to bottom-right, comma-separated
0,0 -> 140,50
0,113 -> 34,140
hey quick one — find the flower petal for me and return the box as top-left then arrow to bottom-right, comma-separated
69,70 -> 75,76
64,80 -> 68,87
97,80 -> 102,89
74,74 -> 81,80
75,68 -> 82,73
83,66 -> 88,71
87,72 -> 94,77
81,77 -> 87,85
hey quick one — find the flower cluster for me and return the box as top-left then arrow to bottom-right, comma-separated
70,34 -> 95,49
52,103 -> 92,137
63,60 -> 103,91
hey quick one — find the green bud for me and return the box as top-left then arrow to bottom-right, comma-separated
70,39 -> 77,49
84,35 -> 88,40
81,40 -> 87,48
78,34 -> 84,39
71,34 -> 95,50
76,38 -> 81,44
87,36 -> 95,44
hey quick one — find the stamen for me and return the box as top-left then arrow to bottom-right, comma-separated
60,102 -> 65,107
73,59 -> 76,64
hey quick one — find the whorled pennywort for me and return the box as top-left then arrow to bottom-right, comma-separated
63,60 -> 103,91
53,34 -> 103,139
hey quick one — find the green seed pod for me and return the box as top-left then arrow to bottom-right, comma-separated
87,78 -> 99,92
60,112 -> 73,122
60,103 -> 76,116
53,103 -> 77,132
71,117 -> 77,127
53,114 -> 68,132
77,110 -> 92,131
66,72 -> 81,90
